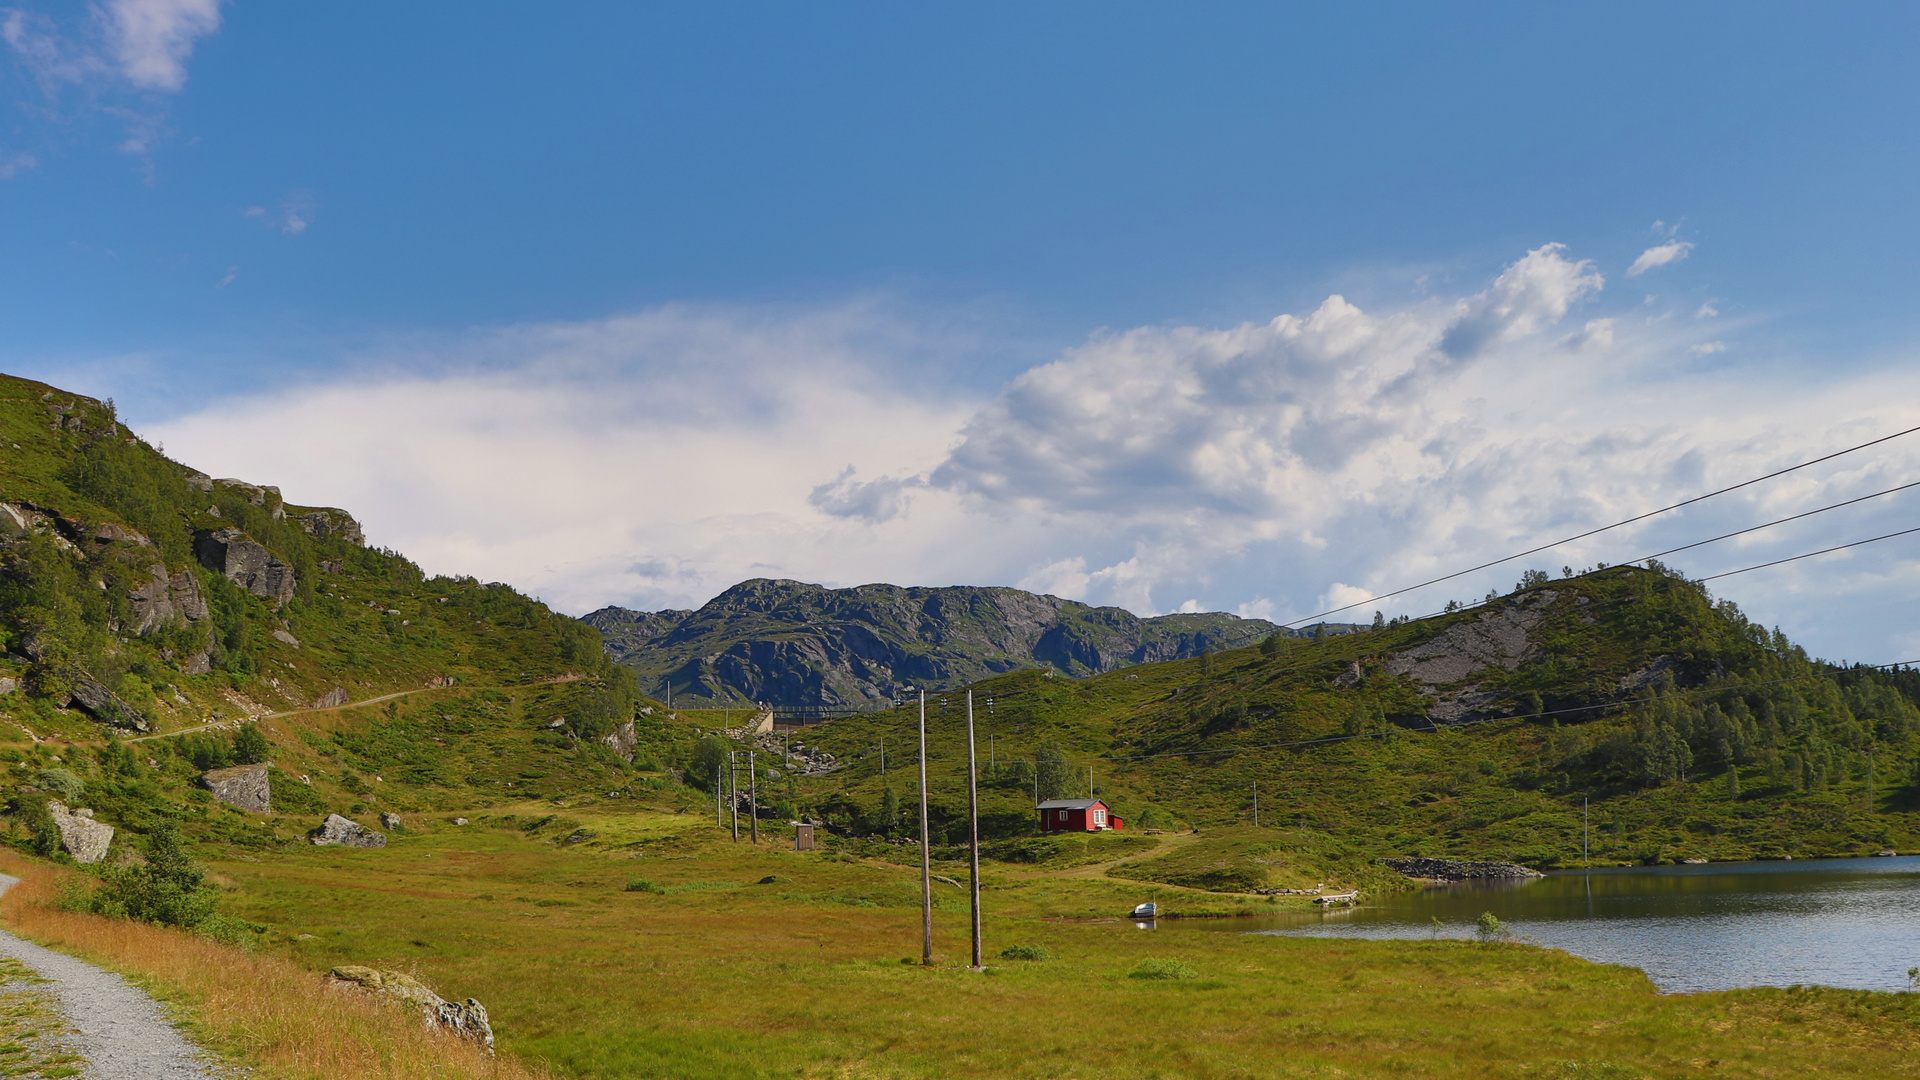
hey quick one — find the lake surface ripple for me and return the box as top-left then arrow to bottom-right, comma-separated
1173,856 -> 1920,993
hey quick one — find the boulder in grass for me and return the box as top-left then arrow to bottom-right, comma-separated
379,812 -> 402,830
327,966 -> 493,1053
200,763 -> 270,813
46,801 -> 114,864
309,814 -> 385,848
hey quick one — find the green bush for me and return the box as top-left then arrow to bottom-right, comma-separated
231,723 -> 271,765
87,823 -> 217,928
624,878 -> 664,894
999,944 -> 1050,961
1129,958 -> 1197,980
34,768 -> 84,804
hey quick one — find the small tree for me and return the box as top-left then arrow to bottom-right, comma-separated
1371,611 -> 1385,630
93,823 -> 216,928
688,736 -> 729,792
1259,633 -> 1285,657
231,723 -> 270,766
881,786 -> 901,833
1034,740 -> 1074,802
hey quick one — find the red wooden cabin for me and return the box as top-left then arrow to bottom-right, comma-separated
1037,798 -> 1123,833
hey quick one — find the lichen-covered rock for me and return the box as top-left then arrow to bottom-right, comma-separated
326,966 -> 493,1052
272,629 -> 301,648
129,563 -> 209,635
46,800 -> 113,864
313,687 -> 348,709
309,814 -> 385,848
193,527 -> 296,608
200,763 -> 270,813
93,523 -> 151,547
379,812 -> 402,830
601,719 -> 638,761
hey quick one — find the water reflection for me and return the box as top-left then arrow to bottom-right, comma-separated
1171,856 -> 1920,992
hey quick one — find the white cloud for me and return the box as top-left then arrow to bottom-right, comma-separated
242,193 -> 317,236
102,0 -> 221,91
1696,301 -> 1720,319
1562,317 -> 1614,351
1690,341 -> 1728,356
1627,240 -> 1694,277
132,246 -> 1920,662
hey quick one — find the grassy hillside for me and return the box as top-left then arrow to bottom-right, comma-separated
784,563 -> 1920,878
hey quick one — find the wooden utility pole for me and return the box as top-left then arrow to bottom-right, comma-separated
918,691 -> 933,965
729,751 -> 739,841
749,751 -> 760,844
715,763 -> 723,827
881,737 -> 886,777
1253,781 -> 1259,827
966,690 -> 983,970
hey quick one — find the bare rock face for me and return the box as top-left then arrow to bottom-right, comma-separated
291,508 -> 365,546
601,719 -> 639,762
313,687 -> 348,708
1384,592 -> 1555,724
327,966 -> 493,1052
193,527 -> 296,608
46,800 -> 113,864
129,563 -> 209,635
214,478 -> 282,511
310,814 -> 385,848
200,764 -> 270,813
93,523 -> 151,547
69,678 -> 149,731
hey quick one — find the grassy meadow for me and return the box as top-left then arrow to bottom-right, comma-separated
2,801 -> 1904,1079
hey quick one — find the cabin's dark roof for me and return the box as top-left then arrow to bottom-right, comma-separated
1036,799 -> 1104,810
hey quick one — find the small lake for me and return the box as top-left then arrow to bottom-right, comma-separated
1170,856 -> 1920,993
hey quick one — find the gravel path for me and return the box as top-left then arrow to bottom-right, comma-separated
0,874 -> 219,1079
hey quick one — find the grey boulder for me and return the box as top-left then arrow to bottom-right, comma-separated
309,814 -> 385,848
46,801 -> 113,864
200,763 -> 270,813
327,966 -> 493,1052
194,527 -> 296,608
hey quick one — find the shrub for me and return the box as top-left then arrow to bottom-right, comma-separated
1129,958 -> 1197,980
1476,912 -> 1509,940
34,768 -> 84,804
88,823 -> 217,928
231,723 -> 271,765
624,878 -> 663,894
999,944 -> 1049,961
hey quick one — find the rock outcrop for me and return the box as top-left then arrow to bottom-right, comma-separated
47,801 -> 113,864
313,687 -> 348,709
1384,591 -> 1555,724
326,966 -> 493,1052
128,563 -> 209,635
1379,857 -> 1543,881
69,677 -> 149,731
194,528 -> 296,608
583,578 -> 1286,707
290,508 -> 364,545
200,763 -> 270,813
309,814 -> 385,848
379,812 -> 402,830
601,719 -> 639,762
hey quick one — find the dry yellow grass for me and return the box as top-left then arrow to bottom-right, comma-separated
0,851 -> 550,1080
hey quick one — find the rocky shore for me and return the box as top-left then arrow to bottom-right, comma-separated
1379,857 -> 1543,881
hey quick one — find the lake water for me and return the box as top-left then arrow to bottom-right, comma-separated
1170,856 -> 1920,993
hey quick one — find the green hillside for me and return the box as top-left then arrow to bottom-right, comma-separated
784,562 -> 1920,880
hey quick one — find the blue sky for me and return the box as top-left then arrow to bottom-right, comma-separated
7,3 -> 1920,663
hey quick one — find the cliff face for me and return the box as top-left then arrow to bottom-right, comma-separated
582,578 -> 1283,707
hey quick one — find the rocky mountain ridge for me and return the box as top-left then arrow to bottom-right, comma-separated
583,577 -> 1301,707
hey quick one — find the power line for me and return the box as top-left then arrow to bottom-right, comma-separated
1633,480 -> 1920,565
1698,524 -> 1920,583
1284,422 -> 1920,628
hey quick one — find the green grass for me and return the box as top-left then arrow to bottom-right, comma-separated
183,800 -> 1920,1079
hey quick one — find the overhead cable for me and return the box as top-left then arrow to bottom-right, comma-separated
1284,422 -> 1920,628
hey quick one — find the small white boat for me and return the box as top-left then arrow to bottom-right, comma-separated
1875,850 -> 1899,857
1130,902 -> 1157,918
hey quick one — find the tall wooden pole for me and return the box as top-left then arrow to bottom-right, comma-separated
729,751 -> 739,841
749,750 -> 760,844
715,763 -> 722,827
918,690 -> 933,965
966,690 -> 982,970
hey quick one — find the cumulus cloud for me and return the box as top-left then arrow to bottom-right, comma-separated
1627,240 -> 1694,277
1690,341 -> 1728,356
1562,318 -> 1614,352
128,245 -> 1920,662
